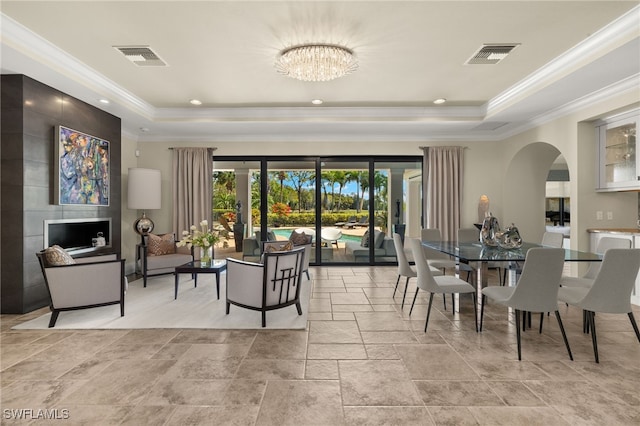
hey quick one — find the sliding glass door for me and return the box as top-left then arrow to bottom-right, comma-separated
212,156 -> 421,265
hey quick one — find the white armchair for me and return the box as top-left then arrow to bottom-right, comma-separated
36,247 -> 126,327
226,247 -> 306,327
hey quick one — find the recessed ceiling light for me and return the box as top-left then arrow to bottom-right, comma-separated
189,99 -> 202,106
140,127 -> 150,132
99,99 -> 110,104
311,99 -> 323,105
433,98 -> 447,104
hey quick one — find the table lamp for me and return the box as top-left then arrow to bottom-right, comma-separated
128,168 -> 161,239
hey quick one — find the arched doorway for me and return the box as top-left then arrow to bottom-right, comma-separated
502,142 -> 568,244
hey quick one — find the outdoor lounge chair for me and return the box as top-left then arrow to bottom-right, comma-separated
354,216 -> 369,227
335,216 -> 357,228
321,227 -> 342,249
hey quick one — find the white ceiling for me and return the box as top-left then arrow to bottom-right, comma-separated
1,1 -> 639,143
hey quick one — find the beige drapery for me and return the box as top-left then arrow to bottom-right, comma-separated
172,148 -> 213,238
422,146 -> 464,241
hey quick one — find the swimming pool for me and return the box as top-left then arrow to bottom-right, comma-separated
271,228 -> 362,242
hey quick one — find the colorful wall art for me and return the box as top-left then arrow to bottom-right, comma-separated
54,125 -> 109,206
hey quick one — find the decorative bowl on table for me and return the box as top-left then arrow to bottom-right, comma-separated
497,223 -> 522,249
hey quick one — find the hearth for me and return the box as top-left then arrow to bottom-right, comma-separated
44,218 -> 111,254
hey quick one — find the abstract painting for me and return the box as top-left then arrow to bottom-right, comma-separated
54,125 -> 109,206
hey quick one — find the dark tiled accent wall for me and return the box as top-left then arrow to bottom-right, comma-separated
1,75 -> 122,314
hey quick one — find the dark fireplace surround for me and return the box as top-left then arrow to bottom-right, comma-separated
1,74 -> 122,314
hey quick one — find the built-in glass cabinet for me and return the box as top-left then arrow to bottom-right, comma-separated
597,109 -> 639,191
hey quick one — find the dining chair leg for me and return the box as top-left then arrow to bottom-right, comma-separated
555,310 -> 573,361
443,293 -> 446,311
515,309 -> 522,361
479,294 -> 485,332
424,293 -> 434,332
401,277 -> 410,309
628,312 -> 640,343
588,310 -> 599,363
393,275 -> 400,298
451,293 -> 456,313
539,312 -> 544,334
522,310 -> 527,332
583,310 -> 589,334
409,289 -> 419,316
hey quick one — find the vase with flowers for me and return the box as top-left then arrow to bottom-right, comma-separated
177,220 -> 220,266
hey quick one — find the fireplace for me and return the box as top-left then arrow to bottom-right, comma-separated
44,217 -> 112,254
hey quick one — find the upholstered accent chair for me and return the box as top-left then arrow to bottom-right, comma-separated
136,233 -> 193,287
226,247 -> 306,327
242,229 -> 277,262
36,247 -> 126,327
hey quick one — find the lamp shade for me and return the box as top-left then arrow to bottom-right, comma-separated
128,168 -> 161,210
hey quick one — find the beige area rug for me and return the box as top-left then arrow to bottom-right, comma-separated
12,272 -> 310,330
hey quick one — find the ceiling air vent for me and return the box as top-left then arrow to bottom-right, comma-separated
465,44 -> 520,65
113,46 -> 167,67
473,122 -> 509,131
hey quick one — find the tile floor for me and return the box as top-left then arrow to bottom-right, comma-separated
1,266 -> 639,425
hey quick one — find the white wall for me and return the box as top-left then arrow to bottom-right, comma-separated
121,134 -> 140,274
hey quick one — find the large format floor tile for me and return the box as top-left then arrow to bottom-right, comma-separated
1,266 -> 639,425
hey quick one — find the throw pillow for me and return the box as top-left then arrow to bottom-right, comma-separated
44,245 -> 76,266
374,230 -> 386,248
360,230 -> 370,247
264,240 -> 294,253
147,233 -> 176,256
289,230 -> 311,246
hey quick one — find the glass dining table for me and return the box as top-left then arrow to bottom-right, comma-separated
421,240 -> 602,289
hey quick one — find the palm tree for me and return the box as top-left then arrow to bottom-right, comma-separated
289,171 -> 313,213
333,171 -> 348,211
322,171 -> 338,211
277,171 -> 287,204
373,170 -> 388,212
357,171 -> 369,212
213,171 -> 235,192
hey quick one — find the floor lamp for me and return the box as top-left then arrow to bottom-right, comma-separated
128,168 -> 161,244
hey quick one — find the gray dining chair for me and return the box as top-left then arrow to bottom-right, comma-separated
503,231 -> 564,285
409,238 -> 477,332
422,228 -> 473,310
392,233 -> 417,309
393,233 -> 443,310
558,248 -> 640,363
560,237 -> 631,288
541,231 -> 564,248
480,247 -> 573,361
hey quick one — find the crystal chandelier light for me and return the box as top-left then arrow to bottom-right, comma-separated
275,44 -> 358,82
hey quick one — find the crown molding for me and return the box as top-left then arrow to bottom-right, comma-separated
153,105 -> 485,122
495,74 -> 640,141
1,13 -> 155,119
486,4 -> 640,118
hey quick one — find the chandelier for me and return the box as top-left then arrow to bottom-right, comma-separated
275,44 -> 358,82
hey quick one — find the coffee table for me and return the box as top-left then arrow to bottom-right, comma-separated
174,259 -> 227,300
